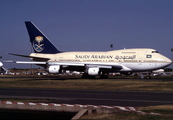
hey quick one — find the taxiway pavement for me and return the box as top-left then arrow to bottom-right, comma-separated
0,88 -> 173,107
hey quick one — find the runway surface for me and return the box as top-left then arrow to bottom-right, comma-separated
0,88 -> 173,107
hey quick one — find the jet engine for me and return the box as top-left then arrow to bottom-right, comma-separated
87,67 -> 100,76
47,65 -> 61,74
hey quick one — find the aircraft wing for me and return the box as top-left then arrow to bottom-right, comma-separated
48,62 -> 122,69
5,60 -> 122,69
7,53 -> 124,72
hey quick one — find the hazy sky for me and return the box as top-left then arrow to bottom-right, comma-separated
1,0 -> 173,69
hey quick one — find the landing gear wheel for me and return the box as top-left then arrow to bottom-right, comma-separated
100,75 -> 108,79
82,74 -> 95,79
146,76 -> 151,79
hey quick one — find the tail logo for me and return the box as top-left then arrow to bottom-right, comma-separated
33,36 -> 45,52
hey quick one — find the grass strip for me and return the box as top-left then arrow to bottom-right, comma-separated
80,105 -> 173,120
0,75 -> 173,92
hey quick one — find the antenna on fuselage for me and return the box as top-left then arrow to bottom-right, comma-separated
110,44 -> 113,50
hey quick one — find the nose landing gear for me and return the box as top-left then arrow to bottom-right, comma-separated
140,71 -> 152,79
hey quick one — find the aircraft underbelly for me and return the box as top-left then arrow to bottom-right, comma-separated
123,63 -> 167,71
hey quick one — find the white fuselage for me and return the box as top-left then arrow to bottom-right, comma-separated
30,48 -> 172,72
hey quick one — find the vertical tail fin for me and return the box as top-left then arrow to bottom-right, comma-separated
25,21 -> 61,54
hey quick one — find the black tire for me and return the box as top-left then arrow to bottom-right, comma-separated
146,76 -> 151,79
100,75 -> 108,79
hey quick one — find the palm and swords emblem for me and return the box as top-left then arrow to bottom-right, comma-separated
33,36 -> 45,52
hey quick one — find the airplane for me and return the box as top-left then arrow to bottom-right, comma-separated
0,62 -> 3,68
0,61 -> 12,75
7,21 -> 172,79
152,69 -> 166,76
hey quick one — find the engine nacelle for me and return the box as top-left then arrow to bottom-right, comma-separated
47,65 -> 60,74
87,67 -> 100,76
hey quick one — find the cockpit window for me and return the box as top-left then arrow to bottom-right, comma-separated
152,51 -> 159,53
146,55 -> 152,58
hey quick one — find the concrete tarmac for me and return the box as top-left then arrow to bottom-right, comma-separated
0,88 -> 173,107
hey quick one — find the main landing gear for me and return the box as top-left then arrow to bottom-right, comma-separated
146,75 -> 151,79
139,71 -> 152,79
100,75 -> 108,79
81,73 -> 108,79
81,73 -> 95,79
146,71 -> 152,79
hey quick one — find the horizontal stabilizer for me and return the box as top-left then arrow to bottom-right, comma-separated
4,60 -> 46,64
8,53 -> 50,61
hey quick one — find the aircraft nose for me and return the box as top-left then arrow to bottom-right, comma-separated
166,57 -> 172,66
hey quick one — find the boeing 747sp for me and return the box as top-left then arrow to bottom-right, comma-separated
8,21 -> 172,78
